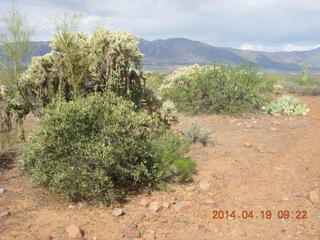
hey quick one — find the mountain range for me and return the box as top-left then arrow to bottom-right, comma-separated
2,38 -> 320,73
139,38 -> 320,73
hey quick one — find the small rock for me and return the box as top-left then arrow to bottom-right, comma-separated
112,208 -> 124,217
169,196 -> 177,204
243,143 -> 252,148
126,230 -> 141,238
144,229 -> 155,240
127,222 -> 137,230
77,202 -> 86,208
172,201 -> 191,211
65,224 -> 83,239
162,202 -> 170,209
270,127 -> 278,131
199,180 -> 211,191
149,201 -> 162,213
309,191 -> 319,204
0,210 -> 10,218
282,197 -> 289,201
293,193 -> 305,198
185,185 -> 196,191
255,146 -> 264,153
140,198 -> 151,207
0,188 -> 5,194
68,204 -> 77,209
272,121 -> 281,126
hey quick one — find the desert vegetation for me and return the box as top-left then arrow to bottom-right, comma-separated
0,6 -> 195,205
159,64 -> 275,114
1,15 -> 316,205
279,64 -> 320,96
1,2 -> 320,240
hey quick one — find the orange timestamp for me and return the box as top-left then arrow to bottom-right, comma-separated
212,210 -> 307,220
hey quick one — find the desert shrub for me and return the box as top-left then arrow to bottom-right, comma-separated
146,72 -> 168,92
0,124 -> 17,156
297,63 -> 318,86
150,130 -> 195,182
282,81 -> 320,96
160,64 -> 275,114
18,93 -> 194,203
280,64 -> 320,96
184,122 -> 212,146
262,95 -> 309,115
0,85 -> 19,154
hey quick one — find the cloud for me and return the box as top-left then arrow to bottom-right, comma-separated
240,43 -> 320,52
0,0 -> 319,51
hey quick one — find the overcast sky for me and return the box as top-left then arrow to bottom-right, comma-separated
0,0 -> 319,52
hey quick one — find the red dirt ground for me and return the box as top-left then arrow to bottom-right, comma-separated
0,96 -> 319,240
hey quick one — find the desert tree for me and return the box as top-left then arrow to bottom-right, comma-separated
0,0 -> 35,140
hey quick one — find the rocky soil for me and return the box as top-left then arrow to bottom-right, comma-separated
0,96 -> 319,240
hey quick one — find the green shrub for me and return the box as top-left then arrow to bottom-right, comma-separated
262,95 -> 309,115
18,93 -> 194,203
150,130 -> 195,182
184,122 -> 212,146
160,64 -> 275,114
146,72 -> 168,92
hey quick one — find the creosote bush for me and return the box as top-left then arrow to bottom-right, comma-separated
160,64 -> 275,114
18,93 -> 194,203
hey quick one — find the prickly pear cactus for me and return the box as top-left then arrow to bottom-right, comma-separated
262,95 -> 310,115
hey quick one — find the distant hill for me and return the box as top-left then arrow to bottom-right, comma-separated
2,38 -> 320,73
139,38 -> 320,72
30,41 -> 51,56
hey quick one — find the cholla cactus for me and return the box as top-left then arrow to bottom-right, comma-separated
0,85 -> 5,97
159,64 -> 221,91
273,84 -> 284,95
17,27 -> 147,117
160,64 -> 201,91
159,100 -> 178,125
